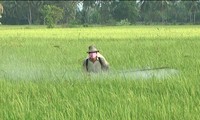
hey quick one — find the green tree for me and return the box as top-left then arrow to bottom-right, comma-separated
98,1 -> 113,24
41,5 -> 63,28
184,0 -> 200,23
51,1 -> 79,24
81,1 -> 96,24
18,1 -> 44,25
138,0 -> 154,24
154,0 -> 169,23
1,1 -> 20,24
112,1 -> 138,24
2,1 -> 43,25
0,3 -> 3,16
0,3 -> 3,24
167,1 -> 188,24
26,1 -> 44,25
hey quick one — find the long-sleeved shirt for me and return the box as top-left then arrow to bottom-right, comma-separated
82,57 -> 109,73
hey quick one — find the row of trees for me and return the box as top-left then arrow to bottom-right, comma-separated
1,1 -> 200,26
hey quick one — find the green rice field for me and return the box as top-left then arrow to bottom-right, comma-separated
0,25 -> 200,120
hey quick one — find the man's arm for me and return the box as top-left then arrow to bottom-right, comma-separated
99,57 -> 109,71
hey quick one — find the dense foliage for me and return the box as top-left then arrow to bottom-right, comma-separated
0,1 -> 200,25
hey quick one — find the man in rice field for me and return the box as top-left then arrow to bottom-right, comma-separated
83,45 -> 109,73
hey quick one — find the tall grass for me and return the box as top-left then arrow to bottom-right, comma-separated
0,25 -> 200,119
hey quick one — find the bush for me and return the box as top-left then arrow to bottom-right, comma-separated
83,23 -> 89,27
116,19 -> 131,26
41,5 -> 63,28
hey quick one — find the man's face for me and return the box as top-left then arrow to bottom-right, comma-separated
89,52 -> 97,59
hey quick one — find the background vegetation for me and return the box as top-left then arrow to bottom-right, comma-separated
1,0 -> 200,26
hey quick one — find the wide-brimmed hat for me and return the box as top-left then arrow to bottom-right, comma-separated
87,45 -> 99,53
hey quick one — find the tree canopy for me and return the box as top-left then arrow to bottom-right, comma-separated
1,0 -> 200,25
